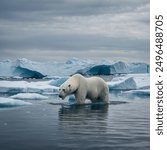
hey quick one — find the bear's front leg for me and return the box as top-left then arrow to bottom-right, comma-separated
74,90 -> 86,104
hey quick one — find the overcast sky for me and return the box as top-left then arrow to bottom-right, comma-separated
0,0 -> 150,62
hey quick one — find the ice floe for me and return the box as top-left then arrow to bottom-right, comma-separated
123,89 -> 150,96
11,93 -> 48,100
0,97 -> 31,108
107,74 -> 150,90
0,80 -> 59,94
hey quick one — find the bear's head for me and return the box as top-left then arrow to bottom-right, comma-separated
58,77 -> 78,100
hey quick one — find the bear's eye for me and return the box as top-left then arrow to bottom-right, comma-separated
62,89 -> 65,92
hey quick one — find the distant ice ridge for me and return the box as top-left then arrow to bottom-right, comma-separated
0,58 -> 149,78
77,61 -> 149,75
0,97 -> 31,108
11,93 -> 48,100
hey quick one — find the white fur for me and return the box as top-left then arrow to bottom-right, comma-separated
59,74 -> 109,104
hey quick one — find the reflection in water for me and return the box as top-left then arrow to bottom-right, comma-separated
59,104 -> 109,127
57,104 -> 110,149
58,104 -> 109,129
59,103 -> 109,115
55,100 -> 149,150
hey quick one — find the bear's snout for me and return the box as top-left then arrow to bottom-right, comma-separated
59,94 -> 63,98
59,93 -> 66,100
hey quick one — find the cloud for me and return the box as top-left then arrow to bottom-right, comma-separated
0,0 -> 150,62
0,0 -> 148,18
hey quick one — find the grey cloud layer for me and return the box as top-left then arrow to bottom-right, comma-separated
0,0 -> 148,17
0,0 -> 150,62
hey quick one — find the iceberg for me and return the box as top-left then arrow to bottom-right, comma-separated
127,63 -> 150,73
0,97 -> 31,108
0,60 -> 14,77
11,93 -> 48,100
76,61 -> 148,76
14,58 -> 61,76
112,61 -> 128,74
77,65 -> 112,75
13,66 -> 46,79
13,58 -> 93,77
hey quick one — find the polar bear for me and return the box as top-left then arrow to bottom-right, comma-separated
59,74 -> 109,104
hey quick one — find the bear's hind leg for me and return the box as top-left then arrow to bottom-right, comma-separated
102,86 -> 109,104
103,94 -> 109,104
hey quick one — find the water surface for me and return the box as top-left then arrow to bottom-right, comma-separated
0,93 -> 149,150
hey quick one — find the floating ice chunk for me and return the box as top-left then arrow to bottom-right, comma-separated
132,74 -> 150,89
11,93 -> 48,100
0,97 -> 31,108
107,74 -> 149,90
123,89 -> 150,96
108,77 -> 137,90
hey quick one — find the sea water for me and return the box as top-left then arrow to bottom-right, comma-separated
0,92 -> 149,150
